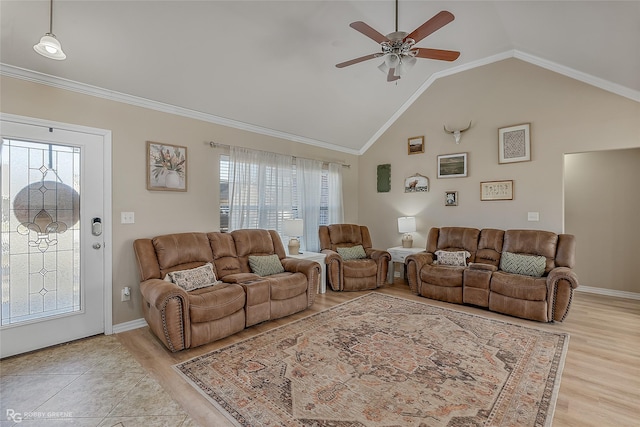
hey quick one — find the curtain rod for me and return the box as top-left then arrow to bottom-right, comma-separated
209,141 -> 350,168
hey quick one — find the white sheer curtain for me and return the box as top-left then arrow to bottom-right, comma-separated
327,162 -> 344,225
228,146 -> 293,231
295,158 -> 323,252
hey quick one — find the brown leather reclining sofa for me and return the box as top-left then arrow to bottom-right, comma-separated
406,227 -> 579,322
134,229 -> 321,351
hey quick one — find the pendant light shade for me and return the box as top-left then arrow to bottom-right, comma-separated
33,0 -> 66,60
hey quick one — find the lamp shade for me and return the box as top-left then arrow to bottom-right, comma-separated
397,217 -> 416,233
34,34 -> 66,60
283,219 -> 304,237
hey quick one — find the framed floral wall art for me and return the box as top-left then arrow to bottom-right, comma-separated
147,141 -> 187,191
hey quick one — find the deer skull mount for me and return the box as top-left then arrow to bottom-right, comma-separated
444,121 -> 472,144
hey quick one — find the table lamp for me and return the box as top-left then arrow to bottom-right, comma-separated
397,216 -> 416,248
283,219 -> 304,255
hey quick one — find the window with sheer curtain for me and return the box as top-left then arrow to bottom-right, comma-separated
219,147 -> 343,252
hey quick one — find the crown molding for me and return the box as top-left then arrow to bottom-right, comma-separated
0,63 -> 360,156
2,50 -> 637,158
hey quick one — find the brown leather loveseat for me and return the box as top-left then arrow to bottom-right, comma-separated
134,229 -> 321,351
406,227 -> 579,322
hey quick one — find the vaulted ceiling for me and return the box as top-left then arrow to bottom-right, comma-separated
1,1 -> 639,154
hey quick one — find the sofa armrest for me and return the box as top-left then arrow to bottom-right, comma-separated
221,273 -> 261,283
281,258 -> 322,305
321,249 -> 344,291
468,262 -> 498,272
546,267 -> 579,322
405,252 -> 434,294
366,249 -> 391,287
365,248 -> 390,261
139,279 -> 189,352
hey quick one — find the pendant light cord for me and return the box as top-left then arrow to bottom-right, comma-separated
49,0 -> 53,33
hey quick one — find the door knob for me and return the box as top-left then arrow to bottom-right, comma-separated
92,243 -> 102,249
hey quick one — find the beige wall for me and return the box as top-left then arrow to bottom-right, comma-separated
565,149 -> 640,293
358,59 -> 640,291
0,76 -> 359,325
2,57 -> 639,326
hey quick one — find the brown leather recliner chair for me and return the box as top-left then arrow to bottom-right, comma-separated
319,224 -> 390,291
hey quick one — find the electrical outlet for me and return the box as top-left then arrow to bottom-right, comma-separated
121,287 -> 131,302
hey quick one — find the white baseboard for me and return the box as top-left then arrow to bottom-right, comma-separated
111,318 -> 148,334
575,286 -> 640,300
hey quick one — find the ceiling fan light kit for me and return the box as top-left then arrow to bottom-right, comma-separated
33,0 -> 66,60
336,1 -> 459,82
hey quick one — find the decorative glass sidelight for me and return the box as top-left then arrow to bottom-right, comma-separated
1,138 -> 81,326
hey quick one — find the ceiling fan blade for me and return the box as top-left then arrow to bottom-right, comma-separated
387,68 -> 400,82
406,11 -> 455,44
336,53 -> 379,68
415,48 -> 460,62
350,21 -> 388,44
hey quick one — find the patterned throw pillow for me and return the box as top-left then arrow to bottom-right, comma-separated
500,251 -> 546,277
434,250 -> 470,267
249,254 -> 285,277
167,262 -> 220,291
336,245 -> 367,260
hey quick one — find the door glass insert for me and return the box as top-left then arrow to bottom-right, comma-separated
1,138 -> 81,326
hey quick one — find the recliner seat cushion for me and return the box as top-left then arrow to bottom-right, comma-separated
420,264 -> 465,287
490,271 -> 547,301
343,259 -> 377,277
268,272 -> 308,300
187,283 -> 246,323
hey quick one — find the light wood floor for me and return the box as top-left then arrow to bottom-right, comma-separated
117,281 -> 640,427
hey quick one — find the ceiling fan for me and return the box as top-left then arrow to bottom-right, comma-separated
336,0 -> 460,82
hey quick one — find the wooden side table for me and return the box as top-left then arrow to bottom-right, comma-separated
288,251 -> 327,294
386,246 -> 424,284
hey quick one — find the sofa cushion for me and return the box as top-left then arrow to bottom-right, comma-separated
249,254 -> 285,277
420,264 -> 465,287
337,245 -> 367,260
167,263 -> 221,291
343,259 -> 377,277
500,252 -> 546,277
187,283 -> 246,323
268,272 -> 308,300
490,271 -> 548,301
435,250 -> 470,266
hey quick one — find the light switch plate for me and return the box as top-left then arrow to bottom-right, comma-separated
527,212 -> 539,221
121,212 -> 135,224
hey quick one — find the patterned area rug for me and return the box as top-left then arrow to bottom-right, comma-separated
175,293 -> 568,427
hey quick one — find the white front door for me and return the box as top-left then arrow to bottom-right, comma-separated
0,115 -> 111,358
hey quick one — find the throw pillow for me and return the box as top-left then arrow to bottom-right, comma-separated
336,245 -> 367,260
248,254 -> 285,277
434,250 -> 470,267
167,262 -> 220,291
500,252 -> 547,277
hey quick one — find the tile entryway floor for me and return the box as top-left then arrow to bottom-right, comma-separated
0,335 -> 197,427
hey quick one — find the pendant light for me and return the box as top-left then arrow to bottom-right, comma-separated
33,0 -> 66,60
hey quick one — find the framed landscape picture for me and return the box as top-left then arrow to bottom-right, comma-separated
499,123 -> 530,164
147,141 -> 187,191
437,153 -> 468,178
408,136 -> 424,155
